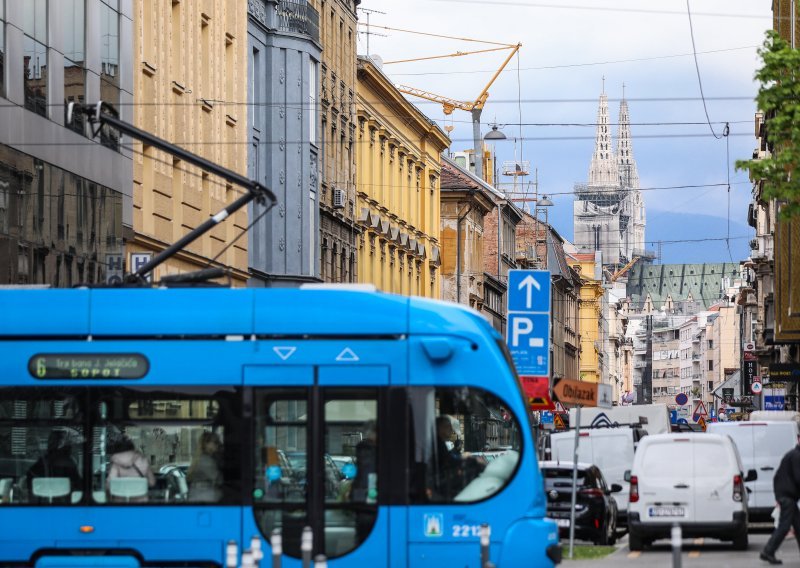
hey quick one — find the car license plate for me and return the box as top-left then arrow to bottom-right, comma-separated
649,506 -> 685,517
556,519 -> 570,528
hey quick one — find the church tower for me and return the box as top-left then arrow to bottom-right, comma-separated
616,94 -> 645,260
573,85 -> 645,267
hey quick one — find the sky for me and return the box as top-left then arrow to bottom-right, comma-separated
357,0 -> 775,264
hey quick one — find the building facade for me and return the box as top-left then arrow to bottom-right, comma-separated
311,0 -> 360,284
573,89 -> 645,267
133,0 -> 248,282
574,251 -> 605,384
482,191 -> 524,335
741,0 -> 800,411
439,156 -> 498,308
355,56 -> 449,298
0,0 -> 131,286
247,0 -> 321,286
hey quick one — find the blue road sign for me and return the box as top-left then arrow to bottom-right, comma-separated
765,395 -> 786,411
508,270 -> 551,313
541,411 -> 554,424
506,270 -> 551,377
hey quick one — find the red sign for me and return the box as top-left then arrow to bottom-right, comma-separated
744,351 -> 758,362
520,375 -> 554,410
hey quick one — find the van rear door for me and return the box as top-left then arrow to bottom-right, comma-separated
638,438 -> 694,524
751,422 -> 799,511
692,437 -> 737,524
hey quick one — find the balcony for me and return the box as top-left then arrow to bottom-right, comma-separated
276,1 -> 320,41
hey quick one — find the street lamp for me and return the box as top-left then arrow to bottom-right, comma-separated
484,124 -> 507,141
537,194 -> 554,207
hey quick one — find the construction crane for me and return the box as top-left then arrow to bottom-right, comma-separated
606,256 -> 640,284
370,25 -> 521,182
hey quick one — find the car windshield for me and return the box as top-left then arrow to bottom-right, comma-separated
542,468 -> 589,489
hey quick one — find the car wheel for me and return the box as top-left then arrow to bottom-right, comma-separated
628,528 -> 643,551
608,522 -> 617,546
732,531 -> 748,550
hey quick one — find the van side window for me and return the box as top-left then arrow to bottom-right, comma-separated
408,387 -> 522,504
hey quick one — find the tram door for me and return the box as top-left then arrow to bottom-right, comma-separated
246,364 -> 390,564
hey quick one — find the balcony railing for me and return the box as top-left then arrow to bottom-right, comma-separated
276,1 -> 320,41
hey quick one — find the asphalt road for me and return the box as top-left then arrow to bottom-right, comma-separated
571,530 -> 800,567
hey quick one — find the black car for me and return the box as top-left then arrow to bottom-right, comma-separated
541,461 -> 621,545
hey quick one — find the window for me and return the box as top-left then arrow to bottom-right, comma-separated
91,387 -> 241,504
252,387 -> 379,559
708,340 -> 713,349
708,360 -> 714,371
63,0 -> 86,135
99,0 -> 120,148
309,59 -> 318,146
0,386 -> 242,506
0,388 -> 84,504
408,386 -> 521,504
23,0 -> 47,116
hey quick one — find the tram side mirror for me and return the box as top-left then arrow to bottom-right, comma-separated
745,469 -> 758,482
623,470 -> 631,482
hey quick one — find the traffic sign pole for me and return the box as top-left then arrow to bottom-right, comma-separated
568,405 -> 581,560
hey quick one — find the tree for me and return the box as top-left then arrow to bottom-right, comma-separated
736,31 -> 800,219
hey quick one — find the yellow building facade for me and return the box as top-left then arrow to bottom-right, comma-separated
132,1 -> 248,283
355,57 -> 450,298
574,252 -> 605,383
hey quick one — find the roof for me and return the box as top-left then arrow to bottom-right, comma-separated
440,154 -> 505,199
0,287 -> 502,341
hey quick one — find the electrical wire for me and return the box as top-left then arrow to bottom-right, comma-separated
426,0 -> 770,20
686,0 -> 724,140
387,45 -> 760,76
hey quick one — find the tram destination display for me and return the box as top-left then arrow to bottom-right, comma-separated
29,353 -> 149,379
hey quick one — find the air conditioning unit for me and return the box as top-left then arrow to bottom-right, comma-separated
332,188 -> 346,209
749,238 -> 758,251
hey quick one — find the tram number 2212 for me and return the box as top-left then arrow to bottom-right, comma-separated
452,524 -> 484,538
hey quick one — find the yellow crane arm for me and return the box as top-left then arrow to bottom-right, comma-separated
610,256 -> 640,282
395,85 -> 475,115
383,45 -> 513,66
395,42 -> 521,116
472,43 -> 521,111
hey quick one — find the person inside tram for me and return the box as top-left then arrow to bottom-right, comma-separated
187,431 -> 223,502
26,430 -> 82,500
107,435 -> 156,502
432,415 -> 485,501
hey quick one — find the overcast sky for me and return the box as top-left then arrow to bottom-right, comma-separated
357,0 -> 774,263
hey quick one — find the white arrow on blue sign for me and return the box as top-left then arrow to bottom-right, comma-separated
506,269 -> 551,377
508,270 -> 551,313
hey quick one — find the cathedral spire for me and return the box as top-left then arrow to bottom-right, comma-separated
617,94 -> 639,190
588,91 -> 618,186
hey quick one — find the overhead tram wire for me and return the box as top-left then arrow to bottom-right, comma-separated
386,45 -> 760,76
427,0 -> 771,20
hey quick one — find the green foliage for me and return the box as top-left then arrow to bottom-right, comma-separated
735,31 -> 800,219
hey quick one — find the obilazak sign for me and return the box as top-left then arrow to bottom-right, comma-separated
552,378 -> 598,407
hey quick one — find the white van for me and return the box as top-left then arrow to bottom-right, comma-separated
549,427 -> 647,525
569,404 -> 671,435
707,420 -> 799,522
626,433 -> 756,551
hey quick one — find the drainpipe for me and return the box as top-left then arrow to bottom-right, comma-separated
456,199 -> 474,304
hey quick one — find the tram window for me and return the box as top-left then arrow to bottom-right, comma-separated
324,392 -> 378,557
89,388 -> 241,505
0,388 -> 85,505
253,389 -> 309,559
408,387 -> 521,504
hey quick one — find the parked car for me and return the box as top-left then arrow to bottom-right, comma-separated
626,433 -> 756,551
707,420 -> 799,522
549,426 -> 647,527
540,461 -> 620,545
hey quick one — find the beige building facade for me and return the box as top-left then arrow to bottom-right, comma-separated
132,1 -> 248,283
310,0 -> 360,283
355,57 -> 450,297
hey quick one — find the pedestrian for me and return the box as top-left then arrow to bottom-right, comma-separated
761,434 -> 800,564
